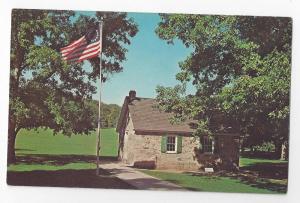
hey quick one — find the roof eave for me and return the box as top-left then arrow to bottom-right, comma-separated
134,129 -> 195,135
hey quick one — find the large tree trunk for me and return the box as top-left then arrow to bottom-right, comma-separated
8,28 -> 23,165
7,118 -> 17,165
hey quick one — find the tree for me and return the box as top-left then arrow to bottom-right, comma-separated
155,14 -> 291,159
8,9 -> 138,164
102,104 -> 121,128
88,100 -> 121,128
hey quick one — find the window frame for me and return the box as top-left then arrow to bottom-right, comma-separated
202,136 -> 214,154
166,135 -> 177,153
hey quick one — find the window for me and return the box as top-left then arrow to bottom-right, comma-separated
202,136 -> 214,154
166,136 -> 177,153
161,135 -> 182,154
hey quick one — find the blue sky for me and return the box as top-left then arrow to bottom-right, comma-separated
82,12 -> 194,105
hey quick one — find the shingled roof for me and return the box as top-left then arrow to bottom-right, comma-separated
116,91 -> 196,134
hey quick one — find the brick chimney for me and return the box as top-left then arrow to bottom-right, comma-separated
129,90 -> 136,101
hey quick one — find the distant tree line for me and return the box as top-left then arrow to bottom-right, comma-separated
88,100 -> 121,128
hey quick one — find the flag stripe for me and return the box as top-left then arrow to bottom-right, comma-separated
60,28 -> 101,63
69,50 -> 100,63
60,36 -> 85,51
61,39 -> 87,54
63,44 -> 100,61
62,41 -> 100,57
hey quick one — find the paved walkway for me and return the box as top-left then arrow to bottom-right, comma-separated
99,162 -> 187,191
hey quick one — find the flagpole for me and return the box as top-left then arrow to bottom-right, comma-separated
96,20 -> 103,176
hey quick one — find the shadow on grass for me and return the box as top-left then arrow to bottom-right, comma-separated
241,162 -> 288,179
7,154 -> 133,189
116,177 -> 187,191
7,168 -> 134,189
15,148 -> 36,152
15,154 -> 118,166
186,161 -> 288,193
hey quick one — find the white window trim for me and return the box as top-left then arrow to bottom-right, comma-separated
166,135 -> 177,154
202,136 -> 214,154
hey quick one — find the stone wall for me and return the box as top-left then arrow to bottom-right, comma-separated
119,112 -> 135,163
140,134 -> 202,171
119,113 -> 200,170
119,113 -> 240,171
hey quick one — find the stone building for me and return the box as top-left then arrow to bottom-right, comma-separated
116,91 -> 240,171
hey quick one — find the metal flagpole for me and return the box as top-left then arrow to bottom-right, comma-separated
96,20 -> 103,176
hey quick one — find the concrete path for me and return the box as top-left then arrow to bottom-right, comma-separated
99,162 -> 187,191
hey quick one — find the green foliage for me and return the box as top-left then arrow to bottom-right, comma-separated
253,142 -> 275,152
219,50 -> 290,146
71,12 -> 138,79
101,103 -> 121,128
9,97 -> 29,125
155,14 -> 291,151
88,100 -> 121,128
9,9 -> 137,136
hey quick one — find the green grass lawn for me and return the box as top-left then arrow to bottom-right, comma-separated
240,157 -> 287,167
8,128 -> 288,193
140,157 -> 288,194
141,170 -> 283,194
239,157 -> 288,191
8,161 -> 96,172
8,128 -> 118,172
7,128 -> 135,189
15,128 -> 118,156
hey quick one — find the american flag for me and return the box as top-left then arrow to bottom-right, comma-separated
60,26 -> 101,63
